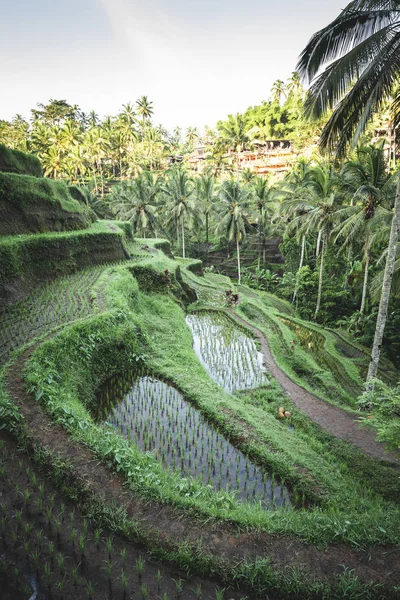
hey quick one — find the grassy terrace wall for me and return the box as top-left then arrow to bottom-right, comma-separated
0,172 -> 93,235
16,262 -> 400,548
0,221 -> 130,308
0,144 -> 42,177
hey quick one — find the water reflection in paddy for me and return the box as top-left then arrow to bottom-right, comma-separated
186,312 -> 268,393
97,374 -> 291,509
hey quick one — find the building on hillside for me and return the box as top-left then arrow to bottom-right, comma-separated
186,140 -> 298,177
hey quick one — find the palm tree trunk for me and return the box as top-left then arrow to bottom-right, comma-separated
314,237 -> 325,318
316,229 -> 322,257
360,243 -> 370,315
237,150 -> 240,180
92,168 -> 98,195
205,212 -> 209,266
237,237 -> 241,284
367,178 -> 400,381
176,217 -> 180,251
181,215 -> 185,258
258,210 -> 263,269
293,235 -> 306,303
98,161 -> 104,197
344,244 -> 353,289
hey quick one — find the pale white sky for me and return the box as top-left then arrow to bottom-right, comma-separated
1,0 -> 346,131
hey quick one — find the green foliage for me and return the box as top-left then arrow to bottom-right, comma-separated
0,222 -> 128,308
0,144 -> 42,177
242,266 -> 279,291
17,261 -> 400,549
0,172 -> 91,235
358,379 -> 400,451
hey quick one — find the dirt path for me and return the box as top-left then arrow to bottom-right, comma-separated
229,309 -> 400,466
5,345 -> 400,593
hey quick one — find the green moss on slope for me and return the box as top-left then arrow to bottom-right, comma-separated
0,172 -> 92,235
0,145 -> 42,177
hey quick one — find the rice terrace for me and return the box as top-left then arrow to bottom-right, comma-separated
2,1 -> 400,599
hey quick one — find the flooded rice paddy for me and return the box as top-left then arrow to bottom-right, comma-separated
186,312 -> 268,393
97,373 -> 291,509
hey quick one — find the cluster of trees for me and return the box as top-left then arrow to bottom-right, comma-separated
108,142 -> 399,371
0,75 -> 329,187
0,98 -> 188,187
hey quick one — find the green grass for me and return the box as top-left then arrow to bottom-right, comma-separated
0,221 -> 130,308
0,171 -> 93,235
15,261 -> 400,548
0,244 -> 399,598
0,144 -> 42,177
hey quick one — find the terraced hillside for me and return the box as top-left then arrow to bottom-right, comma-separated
1,165 -> 400,598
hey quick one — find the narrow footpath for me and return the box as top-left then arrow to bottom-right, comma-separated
229,309 -> 400,466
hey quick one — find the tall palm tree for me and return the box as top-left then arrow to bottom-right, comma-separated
334,143 -> 396,314
253,177 -> 275,267
84,127 -> 109,196
298,0 -> 400,378
216,114 -> 250,179
40,145 -> 65,179
164,169 -> 198,258
217,180 -> 253,284
287,71 -> 302,96
271,79 -> 286,104
109,172 -> 160,237
195,174 -> 218,257
186,127 -> 200,148
136,96 -> 154,125
281,165 -> 340,316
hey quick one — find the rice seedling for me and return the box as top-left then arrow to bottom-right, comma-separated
121,570 -> 128,598
0,266 -> 107,367
98,373 -> 291,509
186,312 -> 268,394
156,569 -> 163,590
173,576 -> 184,598
105,536 -> 113,557
56,551 -> 66,574
94,527 -> 102,549
136,556 -> 145,579
72,564 -> 79,587
120,547 -> 127,568
85,579 -> 94,600
44,561 -> 52,590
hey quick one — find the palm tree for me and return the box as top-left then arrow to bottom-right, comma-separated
195,174 -> 218,260
66,144 -> 87,184
186,127 -> 200,148
298,0 -> 400,379
287,72 -> 302,96
334,143 -> 396,314
216,114 -> 250,179
136,96 -> 154,125
253,177 -> 275,267
41,145 -> 64,179
84,127 -> 109,196
109,172 -> 160,237
60,119 -> 82,152
217,180 -> 253,284
164,169 -> 198,258
281,165 -> 340,316
271,80 -> 286,104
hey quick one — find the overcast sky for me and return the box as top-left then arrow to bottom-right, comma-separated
1,0 -> 346,131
